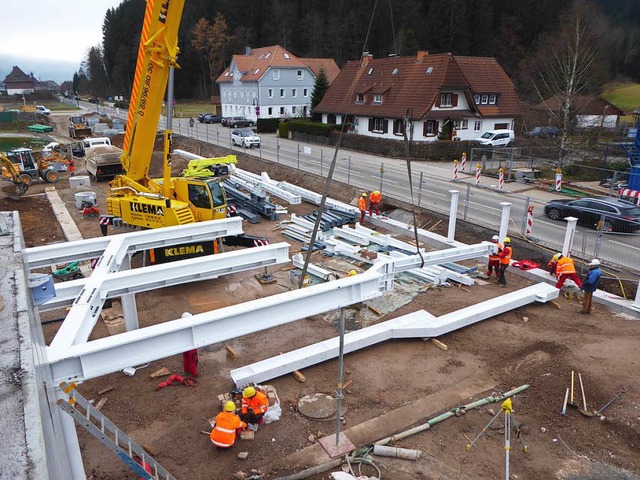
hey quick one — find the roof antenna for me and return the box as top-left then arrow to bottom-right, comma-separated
388,0 -> 397,55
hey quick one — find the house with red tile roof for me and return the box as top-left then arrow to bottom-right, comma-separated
3,66 -> 36,95
315,52 -> 523,142
216,46 -> 339,121
532,95 -> 623,129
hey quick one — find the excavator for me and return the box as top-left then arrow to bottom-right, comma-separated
105,0 -> 229,229
0,153 -> 30,200
102,0 -> 266,262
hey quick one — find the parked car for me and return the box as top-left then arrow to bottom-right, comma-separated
221,116 -> 231,127
523,126 -> 560,138
231,129 -> 261,148
36,105 -> 51,115
202,114 -> 222,124
225,116 -> 255,128
475,129 -> 514,147
544,196 -> 640,233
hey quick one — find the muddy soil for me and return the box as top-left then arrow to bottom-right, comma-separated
7,122 -> 640,480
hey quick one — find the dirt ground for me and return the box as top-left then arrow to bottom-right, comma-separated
4,122 -> 640,480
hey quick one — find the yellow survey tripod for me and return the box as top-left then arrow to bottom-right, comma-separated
466,397 -> 528,479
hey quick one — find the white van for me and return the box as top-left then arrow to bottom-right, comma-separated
476,130 -> 514,147
83,137 -> 112,149
36,105 -> 51,115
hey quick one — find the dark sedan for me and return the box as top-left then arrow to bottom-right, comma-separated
544,196 -> 640,232
224,116 -> 255,128
202,114 -> 222,124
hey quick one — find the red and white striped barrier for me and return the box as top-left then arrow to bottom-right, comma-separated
525,205 -> 534,236
619,188 -> 640,205
461,152 -> 467,172
498,168 -> 504,190
555,169 -> 562,192
475,164 -> 482,185
453,159 -> 459,180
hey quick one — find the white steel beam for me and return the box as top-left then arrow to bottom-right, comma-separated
46,269 -> 388,384
230,283 -> 559,386
39,243 -> 292,312
291,253 -> 336,280
24,217 -> 243,268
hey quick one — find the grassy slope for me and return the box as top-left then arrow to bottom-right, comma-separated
602,82 -> 640,113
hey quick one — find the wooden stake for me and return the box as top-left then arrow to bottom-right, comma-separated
292,370 -> 306,383
226,345 -> 238,361
550,301 -> 562,310
149,367 -> 170,379
367,305 -> 382,316
430,338 -> 449,351
97,386 -> 114,396
95,397 -> 108,411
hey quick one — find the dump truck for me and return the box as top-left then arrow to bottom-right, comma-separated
85,145 -> 125,181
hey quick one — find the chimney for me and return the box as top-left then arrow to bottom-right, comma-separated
416,51 -> 429,62
245,46 -> 251,56
361,52 -> 373,67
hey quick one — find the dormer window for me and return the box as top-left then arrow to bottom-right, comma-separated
440,93 -> 453,107
356,93 -> 365,104
297,70 -> 303,80
373,94 -> 383,104
489,94 -> 497,104
474,94 -> 480,104
272,69 -> 280,80
481,94 -> 488,104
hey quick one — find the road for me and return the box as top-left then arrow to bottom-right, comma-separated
76,101 -> 640,273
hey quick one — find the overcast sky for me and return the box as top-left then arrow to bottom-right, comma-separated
0,0 -> 122,65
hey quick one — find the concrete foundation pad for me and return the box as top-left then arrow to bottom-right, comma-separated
318,432 -> 356,458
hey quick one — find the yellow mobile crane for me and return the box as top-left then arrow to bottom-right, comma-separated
106,0 -> 228,229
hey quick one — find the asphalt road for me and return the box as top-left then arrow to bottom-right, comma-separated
82,102 -> 640,273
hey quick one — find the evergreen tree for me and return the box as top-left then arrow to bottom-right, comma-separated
310,68 -> 329,114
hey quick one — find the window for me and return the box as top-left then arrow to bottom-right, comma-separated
268,89 -> 273,98
240,90 -> 244,98
292,106 -> 297,114
297,70 -> 303,80
440,93 -> 453,107
188,184 -> 210,209
474,94 -> 480,104
392,68 -> 398,75
393,119 -> 405,136
280,88 -> 285,98
268,107 -> 273,116
284,53 -> 290,59
254,69 -> 260,74
233,90 -> 237,98
423,120 -> 437,136
373,94 -> 383,104
481,94 -> 488,104
454,119 -> 468,130
494,123 -> 509,130
280,106 -> 285,115
368,68 -> 374,75
292,88 -> 297,98
272,69 -> 280,80
368,117 -> 387,133
303,88 -> 308,96
474,120 -> 482,131
356,93 -> 365,104
207,180 -> 225,207
489,94 -> 496,104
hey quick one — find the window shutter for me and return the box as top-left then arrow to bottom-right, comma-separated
435,94 -> 442,107
423,122 -> 428,136
434,121 -> 439,135
369,118 -> 374,131
382,119 -> 388,134
452,94 -> 458,107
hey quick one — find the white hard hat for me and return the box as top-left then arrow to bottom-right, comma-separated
181,312 -> 193,318
491,235 -> 499,241
589,259 -> 600,266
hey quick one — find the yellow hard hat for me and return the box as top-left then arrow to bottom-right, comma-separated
348,270 -> 357,276
552,253 -> 560,260
362,193 -> 367,197
504,237 -> 511,243
224,401 -> 236,412
243,386 -> 256,398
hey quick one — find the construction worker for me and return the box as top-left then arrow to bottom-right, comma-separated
68,158 -> 75,176
210,401 -> 247,449
486,235 -> 502,278
347,270 -> 357,277
240,386 -> 269,426
369,190 -> 382,216
358,193 -> 368,223
181,312 -> 199,376
547,253 -> 560,276
580,259 -> 602,314
497,237 -> 512,287
555,254 -> 582,290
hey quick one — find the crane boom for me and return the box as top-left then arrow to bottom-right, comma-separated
121,0 -> 185,183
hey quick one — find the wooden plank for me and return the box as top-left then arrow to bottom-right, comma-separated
430,338 -> 449,351
226,345 -> 238,361
367,305 -> 383,316
95,397 -> 108,411
342,380 -> 353,390
550,301 -> 562,310
292,370 -> 306,383
143,442 -> 159,456
97,386 -> 114,396
149,367 -> 171,379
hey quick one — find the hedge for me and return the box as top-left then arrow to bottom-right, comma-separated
278,122 -> 289,139
287,119 -> 340,137
257,118 -> 280,133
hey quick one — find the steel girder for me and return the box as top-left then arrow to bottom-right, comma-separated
39,243 -> 292,312
23,217 -> 243,268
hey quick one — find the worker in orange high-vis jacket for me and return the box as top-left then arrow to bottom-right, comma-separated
555,254 -> 582,289
358,193 -> 368,223
369,190 -> 382,216
486,235 -> 502,279
210,401 -> 247,449
240,386 -> 269,426
497,237 -> 512,287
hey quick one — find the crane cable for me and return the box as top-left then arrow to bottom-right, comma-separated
297,0 -> 379,288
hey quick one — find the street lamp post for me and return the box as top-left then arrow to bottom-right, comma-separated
252,97 -> 259,120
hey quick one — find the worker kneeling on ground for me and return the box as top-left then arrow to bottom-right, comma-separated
210,401 -> 247,449
555,254 -> 582,290
240,386 -> 269,426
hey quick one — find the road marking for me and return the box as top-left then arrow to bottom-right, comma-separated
609,240 -> 640,252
